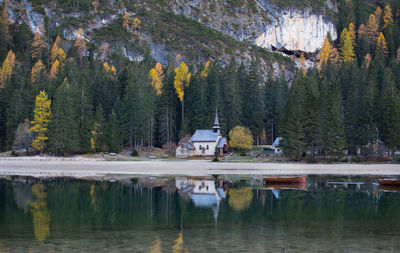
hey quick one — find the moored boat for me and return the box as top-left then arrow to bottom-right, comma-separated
264,176 -> 307,184
262,183 -> 307,190
379,185 -> 400,192
378,179 -> 400,186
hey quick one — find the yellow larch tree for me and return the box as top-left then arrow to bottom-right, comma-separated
122,12 -> 141,34
29,90 -> 51,153
358,24 -> 367,39
50,35 -> 61,63
376,32 -> 389,55
318,37 -> 336,70
0,50 -> 16,88
348,23 -> 356,46
56,48 -> 66,63
374,6 -> 382,23
339,28 -> 355,62
75,28 -> 87,65
0,58 -> 12,88
383,5 -> 393,28
122,12 -> 131,31
49,60 -> 59,79
31,24 -> 48,60
174,61 -> 191,123
0,0 -> 10,41
363,53 -> 372,68
366,14 -> 379,46
149,62 -> 164,95
90,137 -> 95,152
200,60 -> 210,78
31,60 -> 46,83
6,49 -> 15,67
103,62 -> 116,76
132,17 -> 141,30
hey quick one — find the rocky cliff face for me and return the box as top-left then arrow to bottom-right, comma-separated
255,10 -> 337,53
4,0 -> 340,81
168,0 -> 337,54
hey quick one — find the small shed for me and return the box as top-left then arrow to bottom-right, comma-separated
272,137 -> 283,154
175,142 -> 195,158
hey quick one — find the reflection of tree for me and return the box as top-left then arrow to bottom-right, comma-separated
29,184 -> 50,243
150,236 -> 161,253
228,187 -> 253,211
173,232 -> 188,253
173,232 -> 183,253
90,184 -> 98,211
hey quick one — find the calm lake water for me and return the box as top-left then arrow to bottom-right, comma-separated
1,175 -> 400,252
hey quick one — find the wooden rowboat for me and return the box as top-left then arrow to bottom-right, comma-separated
264,176 -> 307,184
378,179 -> 400,186
262,183 -> 307,191
379,185 -> 400,192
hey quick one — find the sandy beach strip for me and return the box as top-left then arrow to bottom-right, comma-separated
1,157 -> 400,177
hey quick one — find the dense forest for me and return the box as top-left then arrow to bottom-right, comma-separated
0,1 -> 399,157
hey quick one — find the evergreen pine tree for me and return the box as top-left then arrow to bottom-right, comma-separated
104,110 -> 122,153
48,80 -> 80,155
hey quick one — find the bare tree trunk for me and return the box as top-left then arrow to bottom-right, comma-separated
271,120 -> 274,145
182,96 -> 184,125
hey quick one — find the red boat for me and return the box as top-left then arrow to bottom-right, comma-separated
264,176 -> 307,184
378,179 -> 400,186
263,183 -> 307,190
379,185 -> 400,192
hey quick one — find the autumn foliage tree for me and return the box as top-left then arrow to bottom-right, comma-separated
31,60 -> 45,83
366,14 -> 379,48
318,37 -> 336,70
149,62 -> 164,95
29,90 -> 51,153
200,60 -> 210,78
339,28 -> 355,62
49,60 -> 59,79
383,5 -> 393,29
75,28 -> 87,66
0,50 -> 15,87
31,24 -> 48,60
50,36 -> 61,63
103,62 -> 116,76
123,12 -> 141,34
229,126 -> 253,153
377,32 -> 389,55
174,61 -> 191,123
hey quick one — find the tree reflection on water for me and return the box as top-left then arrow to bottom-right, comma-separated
29,184 -> 50,243
0,176 -> 399,252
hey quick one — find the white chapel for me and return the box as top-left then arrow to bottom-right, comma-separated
176,111 -> 228,158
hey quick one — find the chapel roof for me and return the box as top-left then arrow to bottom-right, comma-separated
190,130 -> 220,142
216,137 -> 226,148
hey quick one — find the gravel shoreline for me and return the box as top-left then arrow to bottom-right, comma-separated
1,157 -> 400,178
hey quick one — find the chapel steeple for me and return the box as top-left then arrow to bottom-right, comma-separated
213,110 -> 220,134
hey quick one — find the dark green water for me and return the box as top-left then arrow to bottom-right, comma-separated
1,176 -> 400,252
